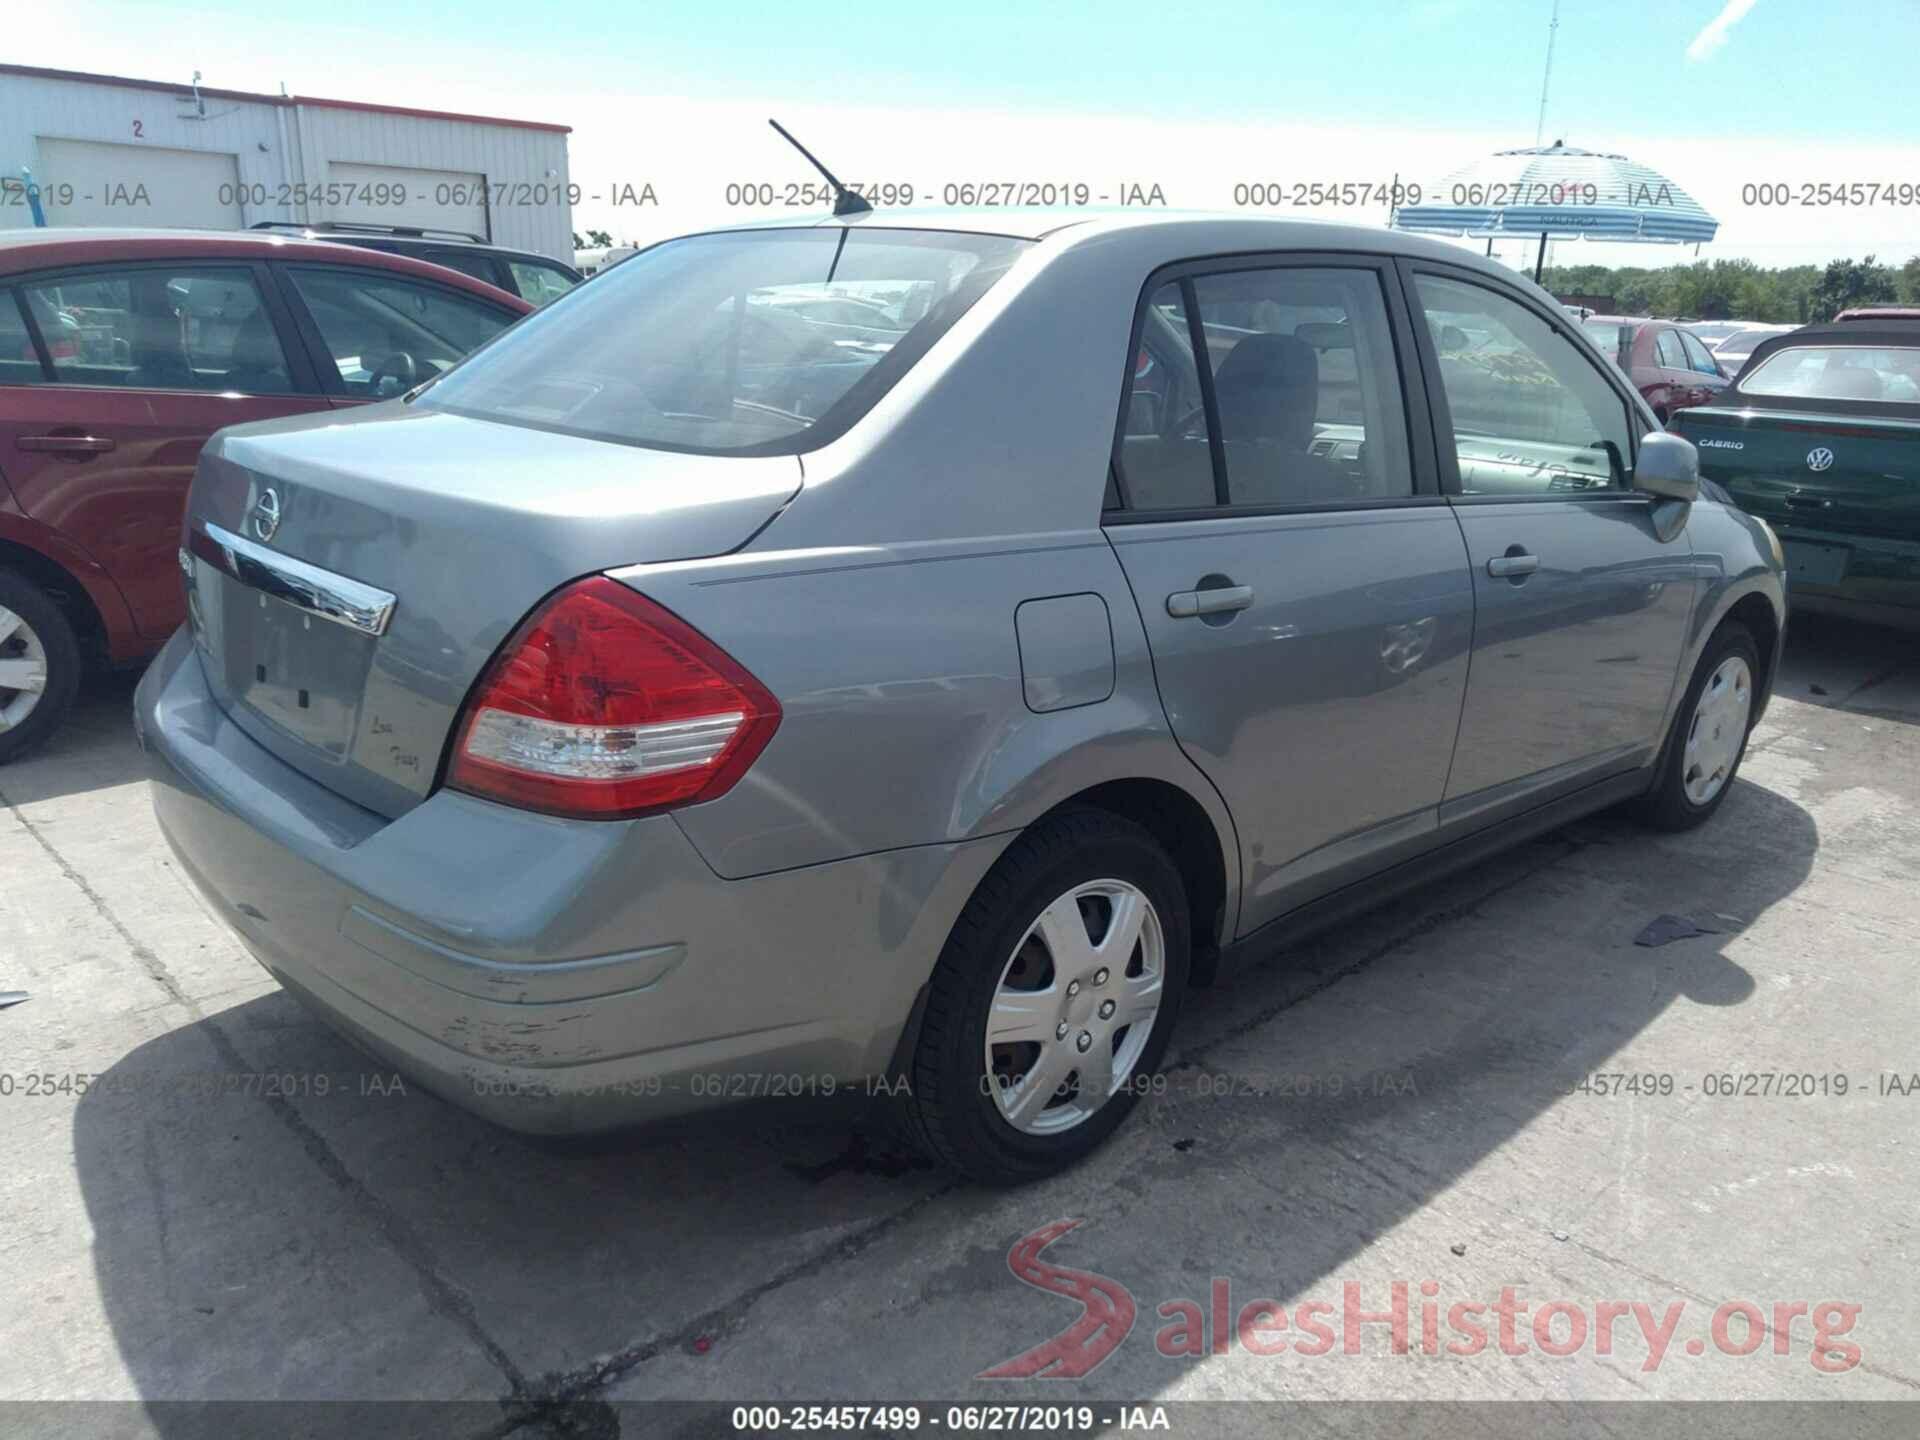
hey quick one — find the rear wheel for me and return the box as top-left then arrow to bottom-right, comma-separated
0,571 -> 81,766
904,809 -> 1189,1185
1635,621 -> 1760,830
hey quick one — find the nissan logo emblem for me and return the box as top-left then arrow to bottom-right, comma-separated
1806,447 -> 1835,473
249,488 -> 282,543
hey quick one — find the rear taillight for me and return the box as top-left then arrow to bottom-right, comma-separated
447,577 -> 780,819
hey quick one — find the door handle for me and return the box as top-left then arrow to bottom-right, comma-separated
1486,553 -> 1539,578
1167,585 -> 1254,618
19,434 -> 115,454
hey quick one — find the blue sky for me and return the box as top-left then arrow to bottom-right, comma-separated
14,0 -> 1920,266
32,0 -> 1913,139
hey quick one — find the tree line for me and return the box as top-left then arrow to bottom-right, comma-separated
1541,254 -> 1920,323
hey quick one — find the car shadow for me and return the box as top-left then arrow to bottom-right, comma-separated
69,772 -> 1818,1418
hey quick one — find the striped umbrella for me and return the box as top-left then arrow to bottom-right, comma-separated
1391,140 -> 1717,280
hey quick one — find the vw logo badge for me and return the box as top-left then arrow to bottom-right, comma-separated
249,487 -> 282,543
1806,447 -> 1835,473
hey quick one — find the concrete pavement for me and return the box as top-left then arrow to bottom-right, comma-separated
1,614 -> 1916,1435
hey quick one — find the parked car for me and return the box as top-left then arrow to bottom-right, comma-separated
1579,313 -> 1731,421
1834,306 -> 1920,323
1708,323 -> 1798,377
573,245 -> 640,277
137,215 -> 1784,1183
1685,321 -> 1751,345
0,227 -> 531,761
1673,321 -> 1920,628
251,222 -> 581,305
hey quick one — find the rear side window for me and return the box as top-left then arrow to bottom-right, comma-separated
286,266 -> 515,398
19,266 -> 293,394
1654,329 -> 1688,370
419,228 -> 1031,455
1114,266 -> 1412,513
1414,274 -> 1633,496
1740,346 -> 1920,403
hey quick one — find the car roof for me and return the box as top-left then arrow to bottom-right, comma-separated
1580,314 -> 1648,325
660,208 -> 1559,281
0,227 -> 532,310
265,226 -> 578,269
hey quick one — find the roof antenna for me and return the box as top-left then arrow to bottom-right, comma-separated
1533,0 -> 1559,146
767,119 -> 872,218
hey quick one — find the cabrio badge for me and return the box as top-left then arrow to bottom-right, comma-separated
250,488 -> 282,543
1806,447 -> 1835,472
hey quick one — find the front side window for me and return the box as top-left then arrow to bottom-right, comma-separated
1740,345 -> 1920,403
19,266 -> 292,393
507,259 -> 578,306
1115,266 -> 1412,513
420,228 -> 1030,454
1414,274 -> 1633,496
1679,331 -> 1722,375
287,267 -> 516,397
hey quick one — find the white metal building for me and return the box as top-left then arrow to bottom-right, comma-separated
0,64 -> 573,259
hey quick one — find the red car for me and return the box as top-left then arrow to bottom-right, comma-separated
1579,314 -> 1731,423
0,229 -> 532,761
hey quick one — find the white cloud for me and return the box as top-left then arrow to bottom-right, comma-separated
1687,0 -> 1760,62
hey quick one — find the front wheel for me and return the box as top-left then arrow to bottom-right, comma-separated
1635,621 -> 1760,830
904,809 -> 1190,1185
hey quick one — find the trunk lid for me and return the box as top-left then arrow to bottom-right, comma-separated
1673,405 -> 1920,543
181,404 -> 799,819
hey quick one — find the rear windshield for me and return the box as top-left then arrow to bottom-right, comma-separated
419,227 -> 1031,454
1581,321 -> 1628,360
1740,345 -> 1920,403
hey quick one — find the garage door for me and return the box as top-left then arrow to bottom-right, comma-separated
324,161 -> 490,240
36,138 -> 243,230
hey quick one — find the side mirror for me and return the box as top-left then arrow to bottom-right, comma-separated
1633,431 -> 1699,503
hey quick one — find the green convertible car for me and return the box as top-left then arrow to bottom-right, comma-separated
1672,321 -> 1920,629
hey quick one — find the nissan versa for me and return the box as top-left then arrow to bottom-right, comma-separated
137,214 -> 1787,1184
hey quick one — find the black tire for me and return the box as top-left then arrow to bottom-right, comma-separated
0,570 -> 82,766
904,808 -> 1190,1185
1634,620 -> 1761,831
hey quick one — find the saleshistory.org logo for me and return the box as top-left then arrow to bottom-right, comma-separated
980,1220 -> 1864,1378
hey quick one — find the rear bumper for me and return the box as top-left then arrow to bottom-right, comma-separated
1776,522 -> 1920,630
136,629 -> 1008,1134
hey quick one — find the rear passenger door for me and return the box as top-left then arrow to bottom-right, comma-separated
1105,256 -> 1477,935
1677,329 -> 1730,403
0,263 -> 328,643
1403,264 -> 1698,824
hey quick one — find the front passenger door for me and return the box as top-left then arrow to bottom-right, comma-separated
274,265 -> 521,404
1106,258 -> 1477,935
1407,267 -> 1698,827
